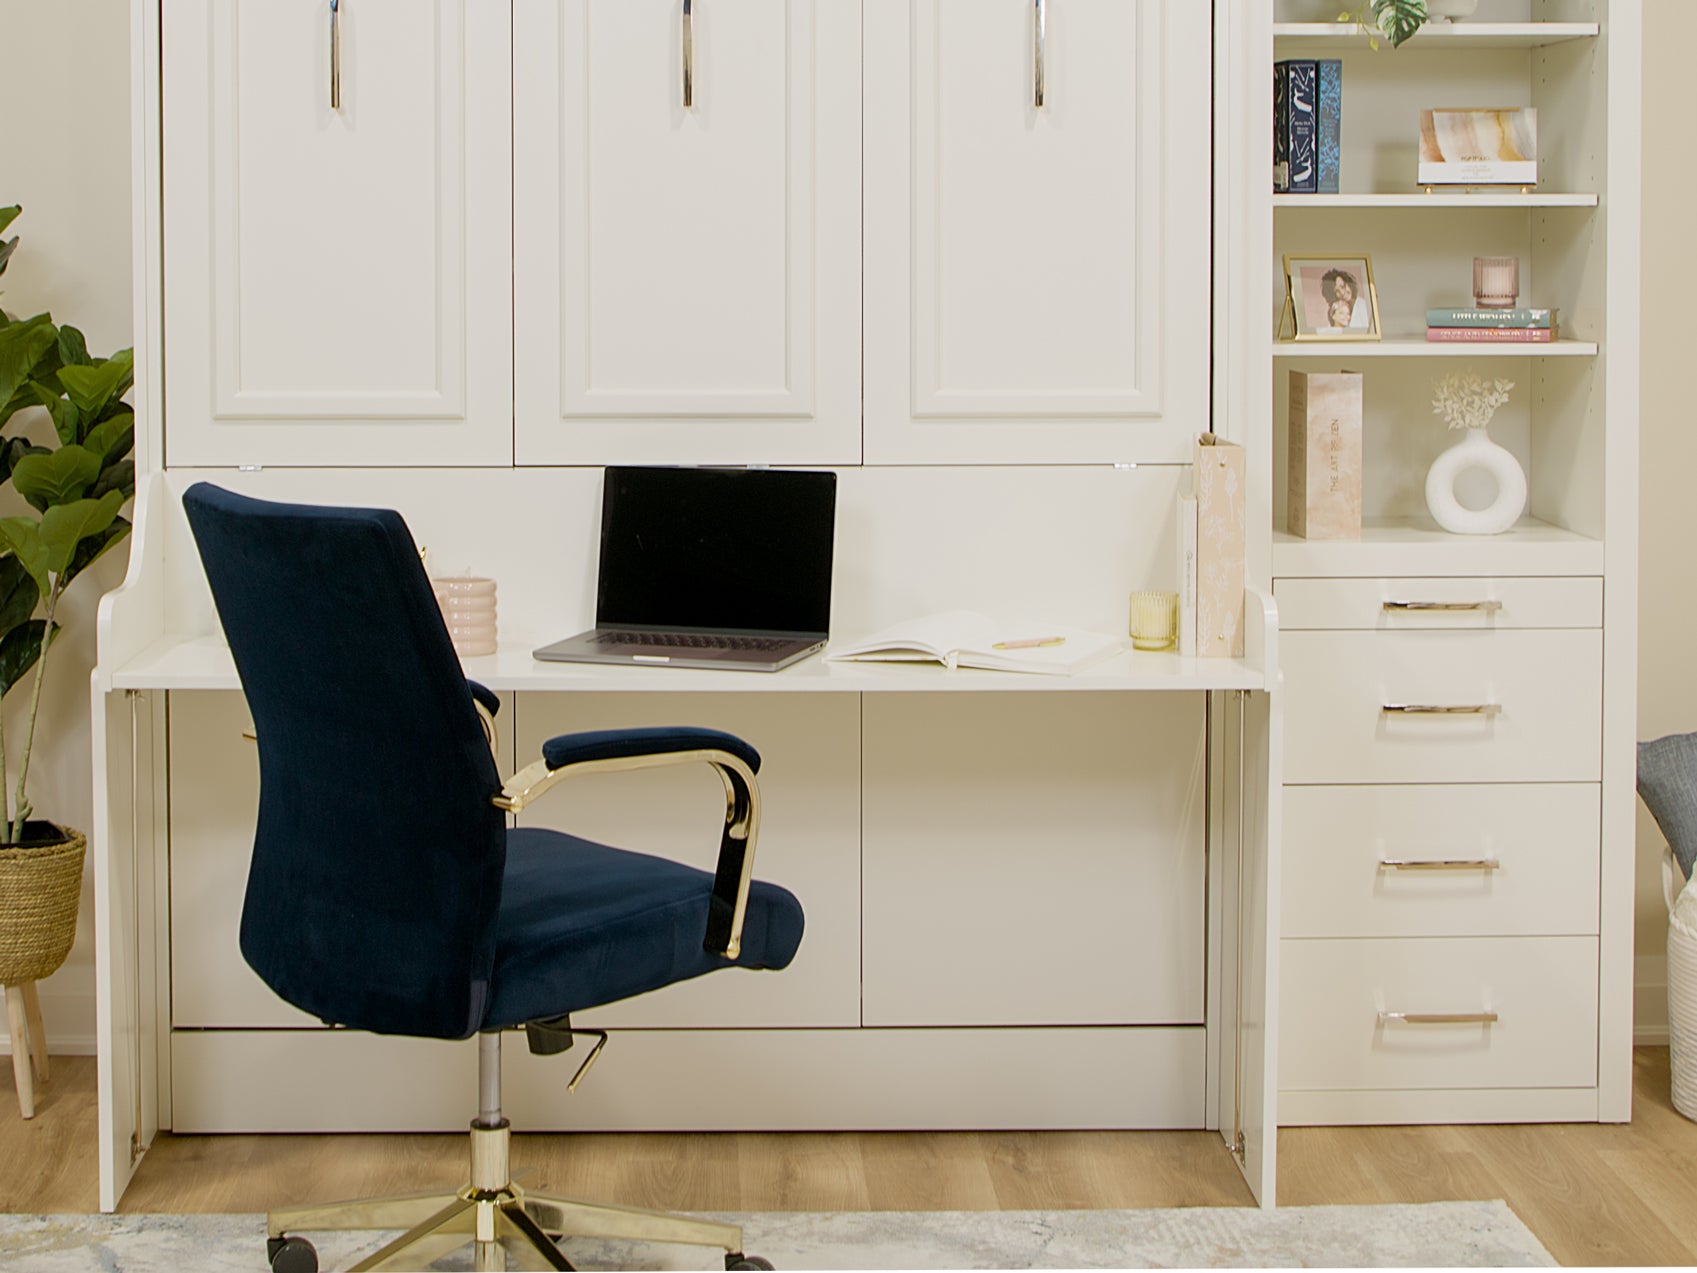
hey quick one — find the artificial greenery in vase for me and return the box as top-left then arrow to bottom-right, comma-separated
0,204 -> 135,1052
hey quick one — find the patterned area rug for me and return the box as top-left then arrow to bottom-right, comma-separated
0,1201 -> 1555,1270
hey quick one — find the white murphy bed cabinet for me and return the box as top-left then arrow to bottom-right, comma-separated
117,0 -> 1684,1216
1264,1 -> 1640,1126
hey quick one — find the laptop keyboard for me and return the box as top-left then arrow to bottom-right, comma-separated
593,631 -> 797,653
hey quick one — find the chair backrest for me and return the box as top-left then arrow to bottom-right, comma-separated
183,483 -> 507,1040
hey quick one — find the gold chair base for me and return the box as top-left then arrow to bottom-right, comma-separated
267,1122 -> 743,1272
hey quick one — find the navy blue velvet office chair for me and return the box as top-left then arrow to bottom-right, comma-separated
182,483 -> 803,1273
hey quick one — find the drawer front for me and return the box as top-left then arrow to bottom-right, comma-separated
1275,577 -> 1602,631
1283,784 -> 1601,938
1279,937 -> 1599,1091
1282,629 -> 1602,785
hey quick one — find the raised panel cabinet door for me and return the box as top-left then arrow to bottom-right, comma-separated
162,0 -> 512,467
864,0 -> 1211,465
514,0 -> 862,465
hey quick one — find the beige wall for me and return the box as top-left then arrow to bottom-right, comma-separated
0,4 -> 1689,1052
1634,2 -> 1697,1039
0,0 -> 134,1049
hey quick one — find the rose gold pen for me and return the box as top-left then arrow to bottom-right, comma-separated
991,637 -> 1066,650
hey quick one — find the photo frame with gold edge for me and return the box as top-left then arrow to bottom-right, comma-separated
1280,254 -> 1383,343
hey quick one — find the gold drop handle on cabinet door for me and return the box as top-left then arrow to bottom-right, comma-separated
682,0 -> 694,109
1033,0 -> 1046,108
1382,600 -> 1504,614
330,0 -> 342,111
1378,1011 -> 1499,1026
1378,858 -> 1501,872
1381,703 -> 1502,717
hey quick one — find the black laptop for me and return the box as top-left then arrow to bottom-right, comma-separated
532,466 -> 838,672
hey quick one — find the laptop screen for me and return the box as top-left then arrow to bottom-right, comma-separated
596,467 -> 838,635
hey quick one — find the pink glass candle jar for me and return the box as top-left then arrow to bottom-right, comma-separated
431,575 -> 498,657
1473,256 -> 1520,310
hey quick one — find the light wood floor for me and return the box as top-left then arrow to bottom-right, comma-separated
6,1048 -> 1697,1265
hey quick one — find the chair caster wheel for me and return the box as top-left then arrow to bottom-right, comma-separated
268,1234 -> 319,1273
726,1255 -> 775,1270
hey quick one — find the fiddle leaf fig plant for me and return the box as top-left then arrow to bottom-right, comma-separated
0,204 -> 136,843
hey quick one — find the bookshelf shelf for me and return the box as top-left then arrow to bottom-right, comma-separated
1273,22 -> 1599,49
1274,193 -> 1599,209
1273,339 -> 1598,359
1272,518 -> 1604,579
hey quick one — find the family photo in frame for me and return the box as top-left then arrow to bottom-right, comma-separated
1282,255 -> 1382,341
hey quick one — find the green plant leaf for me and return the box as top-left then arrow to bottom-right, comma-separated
56,324 -> 90,368
11,446 -> 101,510
1370,0 -> 1426,46
0,519 -> 49,597
0,238 -> 15,279
88,459 -> 135,503
82,412 -> 134,467
39,490 -> 125,576
56,349 -> 133,417
0,554 -> 40,639
0,438 -> 47,487
63,516 -> 130,588
29,380 -> 81,446
0,313 -> 58,407
0,207 -> 19,238
0,619 -> 53,700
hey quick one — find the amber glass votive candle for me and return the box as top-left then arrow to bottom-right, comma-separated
431,575 -> 497,657
1129,591 -> 1178,651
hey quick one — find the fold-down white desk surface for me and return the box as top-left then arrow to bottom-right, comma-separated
110,637 -> 1271,694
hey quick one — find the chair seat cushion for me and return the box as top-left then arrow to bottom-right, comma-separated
482,827 -> 804,1029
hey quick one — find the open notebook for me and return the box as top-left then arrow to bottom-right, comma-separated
826,611 -> 1126,676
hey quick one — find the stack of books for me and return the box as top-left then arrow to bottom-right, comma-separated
1426,307 -> 1559,344
1274,59 -> 1342,194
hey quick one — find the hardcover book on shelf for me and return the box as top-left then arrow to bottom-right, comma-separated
1283,61 -> 1319,194
1418,108 -> 1538,187
826,612 -> 1126,677
1426,326 -> 1555,343
1427,307 -> 1556,330
1317,60 -> 1342,195
1287,371 -> 1363,541
1194,434 -> 1246,659
1273,63 -> 1290,192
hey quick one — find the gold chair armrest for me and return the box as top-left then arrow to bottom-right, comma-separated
492,748 -> 763,960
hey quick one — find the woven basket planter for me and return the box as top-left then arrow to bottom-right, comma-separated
0,824 -> 86,986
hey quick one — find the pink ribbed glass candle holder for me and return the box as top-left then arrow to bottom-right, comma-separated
1473,256 -> 1520,310
431,575 -> 497,657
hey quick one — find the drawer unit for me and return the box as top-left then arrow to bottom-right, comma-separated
1280,937 -> 1600,1092
1274,577 -> 1603,632
1283,784 -> 1601,939
1282,628 -> 1602,785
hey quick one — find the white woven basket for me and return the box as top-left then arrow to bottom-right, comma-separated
1665,845 -> 1697,1120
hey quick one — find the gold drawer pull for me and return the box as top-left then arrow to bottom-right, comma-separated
1378,1011 -> 1499,1026
1382,703 -> 1502,717
1379,858 -> 1500,872
1382,600 -> 1504,614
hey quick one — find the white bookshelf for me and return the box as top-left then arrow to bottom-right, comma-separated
1261,0 -> 1640,1136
